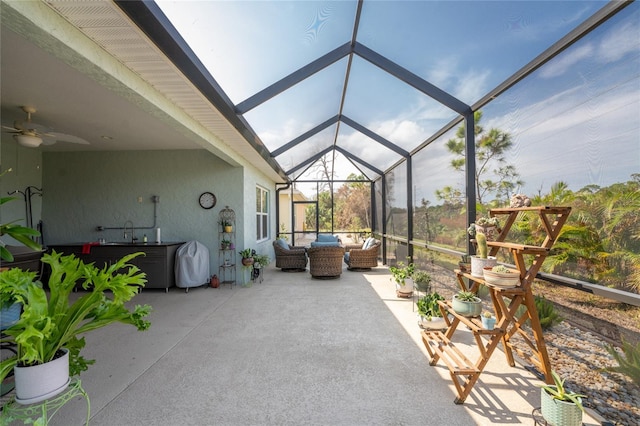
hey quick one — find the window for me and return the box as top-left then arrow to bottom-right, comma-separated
256,186 -> 269,241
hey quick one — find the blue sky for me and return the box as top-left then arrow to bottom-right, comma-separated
156,1 -> 638,201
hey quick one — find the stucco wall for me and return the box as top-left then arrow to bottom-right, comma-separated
41,150 -> 244,271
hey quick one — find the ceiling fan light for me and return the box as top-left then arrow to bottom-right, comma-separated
14,134 -> 42,148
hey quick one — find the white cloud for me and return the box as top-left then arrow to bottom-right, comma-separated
539,44 -> 594,79
598,21 -> 639,63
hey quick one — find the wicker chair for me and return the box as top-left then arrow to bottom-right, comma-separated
307,246 -> 345,279
273,240 -> 307,271
344,240 -> 381,270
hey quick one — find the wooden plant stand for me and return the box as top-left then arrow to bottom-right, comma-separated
422,206 -> 571,403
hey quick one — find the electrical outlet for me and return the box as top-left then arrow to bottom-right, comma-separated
137,196 -> 143,203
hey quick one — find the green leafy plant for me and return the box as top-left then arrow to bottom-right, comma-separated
416,292 -> 444,319
252,254 -> 270,268
389,262 -> 415,286
0,250 -> 152,382
0,196 -> 42,262
604,339 -> 640,385
412,270 -> 431,292
218,220 -> 232,227
539,370 -> 586,411
535,295 -> 563,329
238,248 -> 253,259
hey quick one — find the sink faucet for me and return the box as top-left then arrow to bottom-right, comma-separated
123,220 -> 136,243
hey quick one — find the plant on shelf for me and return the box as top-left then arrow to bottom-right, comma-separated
412,270 -> 431,293
481,311 -> 496,330
452,290 -> 482,317
416,292 -> 444,320
0,250 -> 151,402
539,370 -> 586,426
220,239 -> 231,250
468,222 -> 497,277
218,220 -> 233,233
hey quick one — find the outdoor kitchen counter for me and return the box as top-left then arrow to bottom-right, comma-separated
47,242 -> 185,291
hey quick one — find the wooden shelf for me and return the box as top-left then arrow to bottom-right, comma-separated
422,206 -> 571,403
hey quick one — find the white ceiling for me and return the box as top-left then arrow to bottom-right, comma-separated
0,0 -> 283,181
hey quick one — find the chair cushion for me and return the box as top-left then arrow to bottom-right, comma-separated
362,237 -> 374,249
310,241 -> 340,248
344,252 -> 350,264
317,234 -> 338,243
276,238 -> 289,250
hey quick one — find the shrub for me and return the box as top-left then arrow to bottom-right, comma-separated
604,339 -> 640,385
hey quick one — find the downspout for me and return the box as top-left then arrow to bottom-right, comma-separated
275,182 -> 291,240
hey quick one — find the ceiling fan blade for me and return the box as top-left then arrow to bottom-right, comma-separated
41,132 -> 90,145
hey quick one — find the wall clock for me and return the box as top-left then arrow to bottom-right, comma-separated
199,192 -> 216,209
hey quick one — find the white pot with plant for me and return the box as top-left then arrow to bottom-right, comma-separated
389,262 -> 414,297
416,292 -> 445,329
0,251 -> 151,404
539,371 -> 585,426
468,228 -> 497,277
483,265 -> 520,288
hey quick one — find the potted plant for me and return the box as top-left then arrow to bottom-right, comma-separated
452,291 -> 482,317
416,292 -> 445,329
252,254 -> 270,269
219,220 -> 233,233
468,216 -> 501,241
239,248 -> 254,266
468,228 -> 497,277
412,270 -> 432,293
539,371 -> 586,426
0,250 -> 151,404
458,254 -> 471,273
389,262 -> 415,297
481,311 -> 497,330
483,264 -> 520,288
220,239 -> 231,250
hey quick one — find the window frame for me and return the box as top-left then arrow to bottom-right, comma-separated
256,185 -> 269,242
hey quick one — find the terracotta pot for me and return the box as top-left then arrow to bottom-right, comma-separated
242,257 -> 254,266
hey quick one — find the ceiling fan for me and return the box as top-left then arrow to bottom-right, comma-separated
2,106 -> 89,148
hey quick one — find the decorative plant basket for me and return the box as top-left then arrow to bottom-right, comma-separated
483,267 -> 520,288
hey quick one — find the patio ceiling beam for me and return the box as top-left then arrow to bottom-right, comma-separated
353,42 -> 471,116
235,43 -> 353,114
285,145 -> 334,176
271,115 -> 339,158
341,116 -> 409,158
334,146 -> 382,175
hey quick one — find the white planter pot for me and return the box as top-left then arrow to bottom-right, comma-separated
540,387 -> 583,426
14,349 -> 70,404
395,278 -> 413,296
470,256 -> 497,277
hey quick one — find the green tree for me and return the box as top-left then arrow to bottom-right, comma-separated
444,110 -> 522,206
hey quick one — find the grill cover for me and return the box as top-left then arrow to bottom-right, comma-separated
175,241 -> 209,288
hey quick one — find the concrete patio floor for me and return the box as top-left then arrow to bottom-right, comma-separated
42,263 -> 600,425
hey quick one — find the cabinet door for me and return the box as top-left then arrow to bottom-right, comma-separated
136,252 -> 166,289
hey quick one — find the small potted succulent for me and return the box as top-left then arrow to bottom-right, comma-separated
481,311 -> 496,330
218,220 -> 233,233
452,290 -> 482,317
220,239 -> 231,250
468,228 -> 497,277
483,264 -> 520,288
